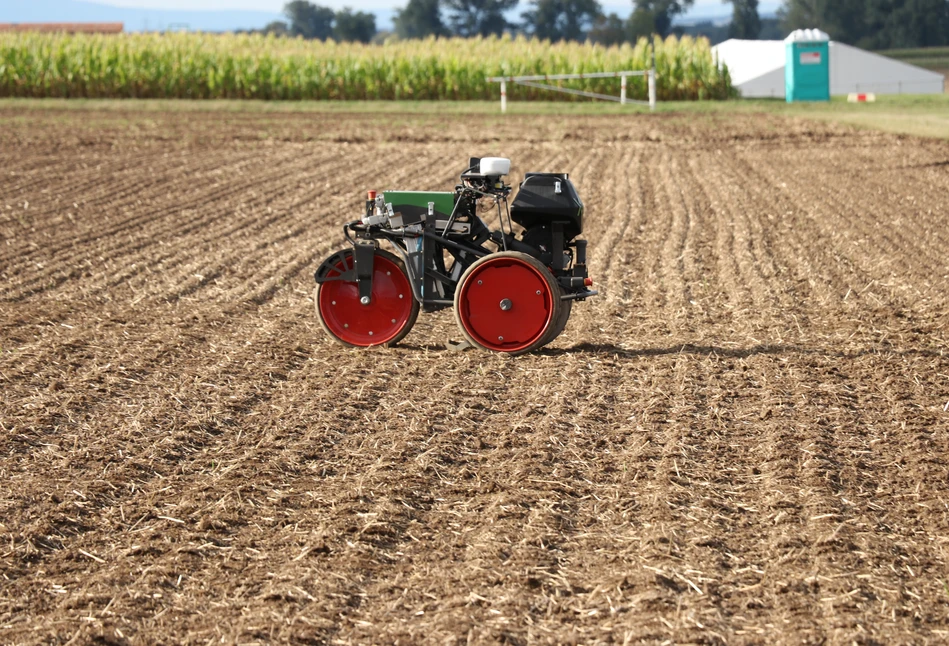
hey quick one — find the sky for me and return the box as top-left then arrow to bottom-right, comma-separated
82,0 -> 782,17
2,0 -> 784,33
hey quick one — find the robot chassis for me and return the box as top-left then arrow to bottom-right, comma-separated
313,157 -> 597,355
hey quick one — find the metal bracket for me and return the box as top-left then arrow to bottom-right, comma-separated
314,249 -> 355,284
353,241 -> 375,303
561,290 -> 598,301
551,223 -> 565,271
422,221 -> 436,307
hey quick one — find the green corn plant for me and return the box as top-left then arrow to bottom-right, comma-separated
0,32 -> 736,101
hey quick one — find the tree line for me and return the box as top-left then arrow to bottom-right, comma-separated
261,0 -> 949,49
780,0 -> 949,50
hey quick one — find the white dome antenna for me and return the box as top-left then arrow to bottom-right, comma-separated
479,157 -> 511,177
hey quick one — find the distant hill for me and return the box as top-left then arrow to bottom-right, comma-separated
3,0 -> 775,37
681,17 -> 784,46
2,0 -> 284,33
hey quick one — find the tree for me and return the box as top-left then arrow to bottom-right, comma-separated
442,0 -> 520,37
627,0 -> 694,39
776,0 -> 821,29
261,20 -> 290,36
284,0 -> 336,39
778,0 -> 866,45
758,16 -> 783,39
679,19 -> 729,44
334,7 -> 377,42
521,0 -> 603,41
282,1 -> 383,43
627,6 -> 656,40
726,0 -> 761,38
779,0 -> 949,48
817,0 -> 867,44
588,12 -> 627,44
394,0 -> 449,38
863,0 -> 949,48
896,0 -> 949,47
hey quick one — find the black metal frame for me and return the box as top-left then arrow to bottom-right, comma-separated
314,168 -> 596,315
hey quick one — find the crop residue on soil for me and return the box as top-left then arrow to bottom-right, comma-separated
1,107 -> 949,644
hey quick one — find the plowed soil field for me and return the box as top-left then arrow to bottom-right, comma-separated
2,106 -> 949,645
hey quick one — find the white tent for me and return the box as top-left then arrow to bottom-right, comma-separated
712,39 -> 786,98
711,39 -> 945,98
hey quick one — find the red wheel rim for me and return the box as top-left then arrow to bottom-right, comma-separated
457,256 -> 555,352
318,253 -> 414,346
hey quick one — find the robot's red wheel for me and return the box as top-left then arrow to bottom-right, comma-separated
315,248 -> 419,347
453,251 -> 563,355
540,293 -> 572,348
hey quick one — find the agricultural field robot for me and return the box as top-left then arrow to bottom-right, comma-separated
313,157 -> 597,355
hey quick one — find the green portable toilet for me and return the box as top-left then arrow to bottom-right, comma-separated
785,29 -> 830,102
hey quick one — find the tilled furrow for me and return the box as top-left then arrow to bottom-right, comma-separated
3,108 -> 949,645
2,148 -> 367,301
0,147 -> 263,265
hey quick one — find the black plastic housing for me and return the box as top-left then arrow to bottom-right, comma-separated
510,173 -> 583,240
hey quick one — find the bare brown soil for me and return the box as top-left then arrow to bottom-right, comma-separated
2,106 -> 949,645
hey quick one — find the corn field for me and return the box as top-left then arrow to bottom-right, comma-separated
0,32 -> 735,101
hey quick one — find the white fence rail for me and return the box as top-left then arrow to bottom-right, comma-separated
487,69 -> 657,112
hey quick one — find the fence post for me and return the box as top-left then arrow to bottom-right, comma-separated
621,74 -> 627,105
648,69 -> 656,111
500,80 -> 507,113
649,43 -> 657,111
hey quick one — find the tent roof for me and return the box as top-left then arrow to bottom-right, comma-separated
711,40 -> 785,87
830,41 -> 945,85
712,39 -> 944,93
